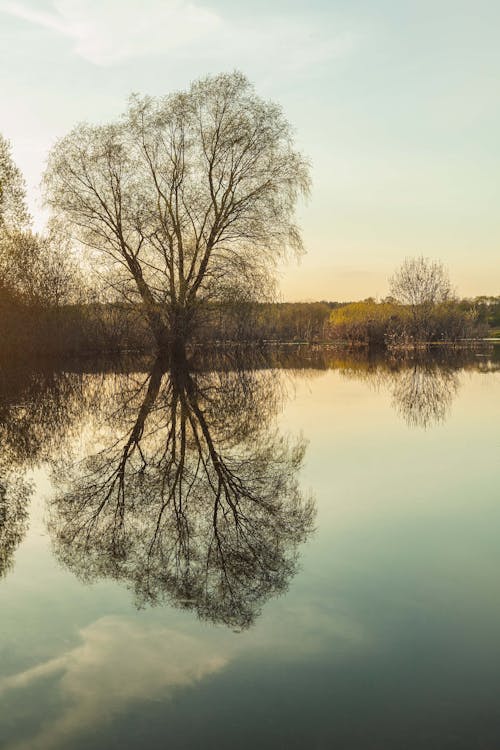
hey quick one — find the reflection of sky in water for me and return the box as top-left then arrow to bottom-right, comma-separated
0,358 -> 499,749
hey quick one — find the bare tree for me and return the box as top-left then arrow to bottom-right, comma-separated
0,134 -> 30,238
43,72 -> 311,352
389,256 -> 453,342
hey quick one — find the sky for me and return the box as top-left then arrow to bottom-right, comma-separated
0,0 -> 499,300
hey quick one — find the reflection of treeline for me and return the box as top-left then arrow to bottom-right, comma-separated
301,340 -> 500,375
0,362 -> 96,579
1,340 -> 496,380
0,345 -> 496,586
0,363 -> 103,467
317,344 -> 499,428
162,344 -> 499,432
186,341 -> 500,377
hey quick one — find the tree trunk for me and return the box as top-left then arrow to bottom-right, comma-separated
127,256 -> 170,349
168,304 -> 195,355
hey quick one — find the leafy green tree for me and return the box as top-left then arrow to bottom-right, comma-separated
329,299 -> 404,345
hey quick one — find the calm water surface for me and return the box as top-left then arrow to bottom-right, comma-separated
0,347 -> 498,749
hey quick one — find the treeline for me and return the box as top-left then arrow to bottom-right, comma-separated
0,217 -> 496,356
328,297 -> 498,347
0,299 -> 154,357
0,221 -> 495,355
1,299 -> 334,356
0,295 -> 497,358
170,296 -> 498,347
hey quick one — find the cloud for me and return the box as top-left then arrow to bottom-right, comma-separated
0,601 -> 369,750
0,616 -> 227,749
0,0 -> 223,64
0,0 -> 359,72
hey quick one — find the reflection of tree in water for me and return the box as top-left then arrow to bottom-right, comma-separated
0,362 -> 106,580
0,462 -> 30,579
1,344 -> 493,600
0,365 -> 90,467
0,367 -> 66,578
49,357 -> 315,630
333,347 -> 488,428
391,362 -> 459,429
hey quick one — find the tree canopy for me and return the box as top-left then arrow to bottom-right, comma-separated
389,256 -> 452,309
44,72 -> 311,350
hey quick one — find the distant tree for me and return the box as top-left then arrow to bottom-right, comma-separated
389,256 -> 453,342
329,299 -> 403,346
0,227 -> 81,308
0,135 -> 81,312
44,72 -> 310,353
0,134 -> 30,238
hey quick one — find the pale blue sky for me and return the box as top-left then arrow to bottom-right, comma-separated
1,0 -> 499,299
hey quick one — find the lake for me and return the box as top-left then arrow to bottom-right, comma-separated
0,345 -> 498,749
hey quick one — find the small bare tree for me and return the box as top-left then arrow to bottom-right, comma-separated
43,72 -> 310,352
389,256 -> 453,343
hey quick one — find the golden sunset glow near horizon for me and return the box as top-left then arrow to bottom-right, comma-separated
1,0 -> 499,300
